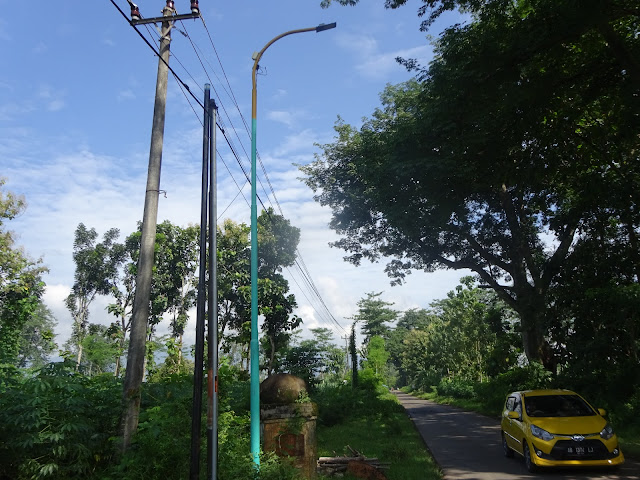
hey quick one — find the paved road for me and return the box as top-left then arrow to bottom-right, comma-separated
395,392 -> 640,480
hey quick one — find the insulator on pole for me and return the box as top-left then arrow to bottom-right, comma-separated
130,2 -> 141,21
190,0 -> 200,14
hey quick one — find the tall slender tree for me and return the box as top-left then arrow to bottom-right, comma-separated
257,208 -> 302,375
66,224 -> 125,369
353,292 -> 398,344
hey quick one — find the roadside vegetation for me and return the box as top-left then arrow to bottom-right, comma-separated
3,0 -> 640,477
0,362 -> 439,480
315,383 -> 441,480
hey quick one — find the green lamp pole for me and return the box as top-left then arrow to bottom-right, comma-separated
250,21 -> 336,467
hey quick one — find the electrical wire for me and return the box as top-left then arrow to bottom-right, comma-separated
109,0 -> 346,332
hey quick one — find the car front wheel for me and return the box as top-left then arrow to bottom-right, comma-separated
523,441 -> 537,473
502,432 -> 514,458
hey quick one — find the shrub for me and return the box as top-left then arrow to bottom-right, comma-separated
0,362 -> 121,479
474,363 -> 554,414
358,367 -> 382,391
436,377 -> 475,399
314,383 -> 403,427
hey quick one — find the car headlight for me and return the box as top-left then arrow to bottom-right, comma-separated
531,424 -> 554,441
600,423 -> 615,440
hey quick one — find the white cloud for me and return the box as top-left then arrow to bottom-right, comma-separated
33,42 -> 48,54
272,129 -> 319,157
43,284 -> 72,346
335,30 -> 432,80
336,32 -> 379,57
117,89 -> 136,102
267,110 -> 295,127
38,84 -> 66,112
355,44 -> 432,80
270,89 -> 288,100
0,102 -> 35,121
47,99 -> 65,112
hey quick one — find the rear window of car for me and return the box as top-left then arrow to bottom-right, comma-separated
524,394 -> 596,417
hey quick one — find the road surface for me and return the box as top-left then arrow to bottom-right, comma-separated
395,392 -> 639,480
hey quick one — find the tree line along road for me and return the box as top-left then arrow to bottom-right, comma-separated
395,392 -> 640,480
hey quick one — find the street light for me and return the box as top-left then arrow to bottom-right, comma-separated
249,21 -> 336,468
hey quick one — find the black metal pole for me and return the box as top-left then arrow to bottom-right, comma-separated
190,84 -> 211,479
207,99 -> 219,479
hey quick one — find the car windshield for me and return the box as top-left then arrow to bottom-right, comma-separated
524,394 -> 596,417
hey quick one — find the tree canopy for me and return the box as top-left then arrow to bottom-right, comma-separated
302,0 -> 640,369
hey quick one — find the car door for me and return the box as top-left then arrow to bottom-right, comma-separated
503,394 -> 525,454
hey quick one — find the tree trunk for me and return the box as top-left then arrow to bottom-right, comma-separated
114,333 -> 126,378
519,306 -> 556,372
75,343 -> 84,370
268,335 -> 276,376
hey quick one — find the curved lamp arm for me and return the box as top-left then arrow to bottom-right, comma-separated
249,21 -> 336,469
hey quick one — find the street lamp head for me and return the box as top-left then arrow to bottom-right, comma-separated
316,22 -> 337,32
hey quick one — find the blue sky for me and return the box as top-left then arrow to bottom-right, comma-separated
2,0 -> 468,347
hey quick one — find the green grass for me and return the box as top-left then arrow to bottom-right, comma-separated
316,391 -> 441,480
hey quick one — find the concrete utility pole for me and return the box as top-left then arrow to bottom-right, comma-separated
121,1 -> 174,451
341,334 -> 350,374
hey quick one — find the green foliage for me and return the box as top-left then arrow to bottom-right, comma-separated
354,292 -> 397,343
436,378 -> 475,399
66,223 -> 126,368
111,372 -> 300,480
303,0 -> 640,370
316,385 -> 441,480
280,328 -> 347,389
108,374 -> 197,479
358,367 -> 383,391
0,179 -> 48,367
398,282 -> 518,391
0,362 -> 310,479
0,363 -> 121,479
314,383 -> 402,427
17,303 -> 58,368
472,363 -> 554,413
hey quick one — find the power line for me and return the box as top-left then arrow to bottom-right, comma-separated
197,10 -> 347,332
110,0 -> 346,333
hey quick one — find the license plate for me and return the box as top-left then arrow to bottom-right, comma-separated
567,446 -> 594,455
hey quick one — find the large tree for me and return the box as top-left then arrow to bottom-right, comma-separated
0,179 -> 48,367
107,221 -> 199,377
303,0 -> 640,369
217,219 -> 251,360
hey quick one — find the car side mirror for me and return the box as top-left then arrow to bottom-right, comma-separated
598,408 -> 607,416
507,411 -> 520,420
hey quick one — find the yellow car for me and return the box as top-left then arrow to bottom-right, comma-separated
501,389 -> 625,472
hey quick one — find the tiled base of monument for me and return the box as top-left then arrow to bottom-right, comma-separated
261,403 -> 318,479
